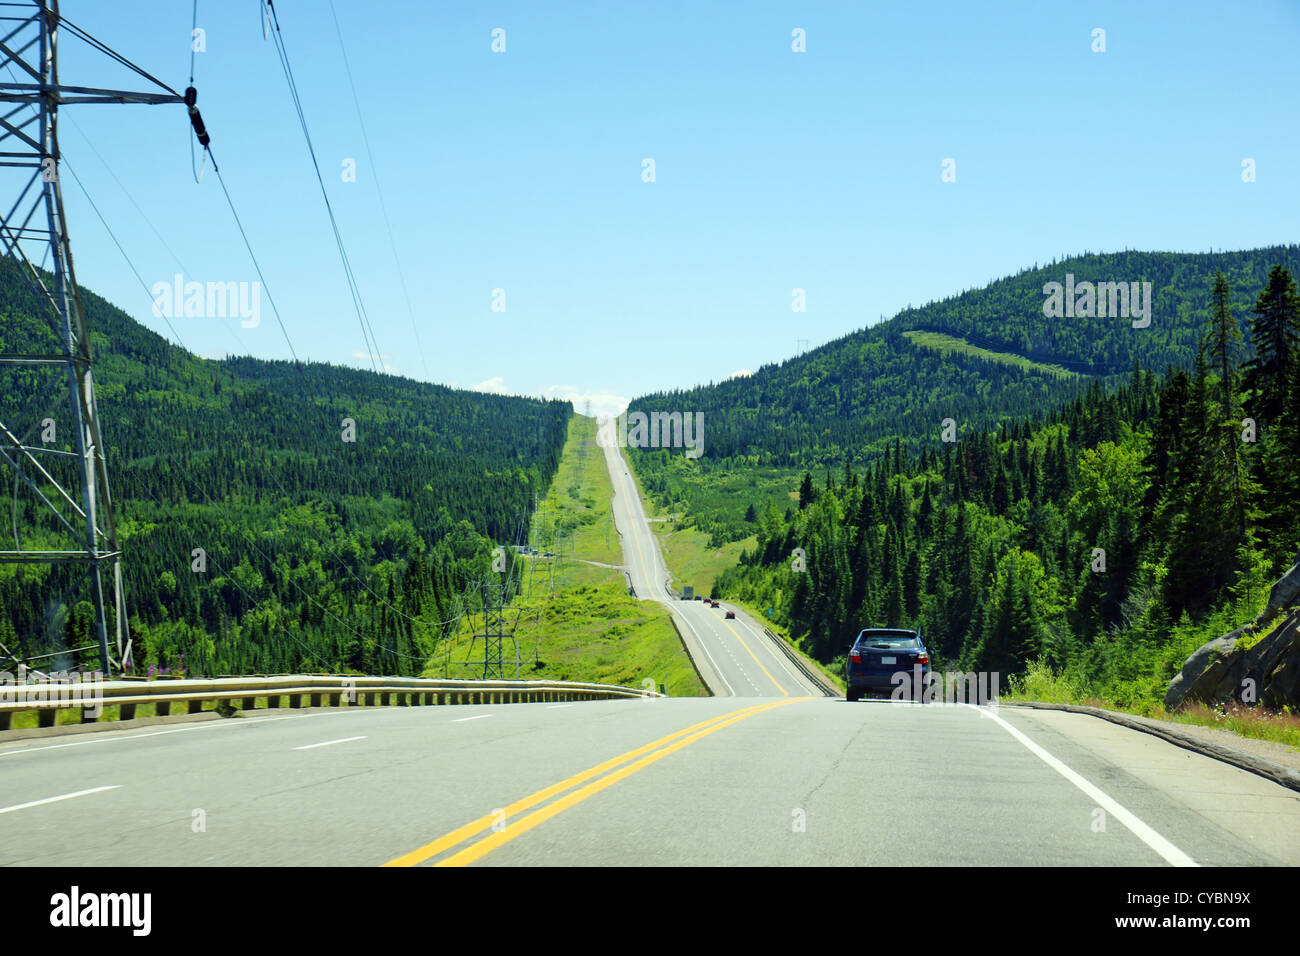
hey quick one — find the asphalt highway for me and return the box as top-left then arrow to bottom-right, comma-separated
3,695 -> 1297,865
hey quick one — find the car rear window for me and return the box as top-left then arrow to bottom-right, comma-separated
855,631 -> 918,648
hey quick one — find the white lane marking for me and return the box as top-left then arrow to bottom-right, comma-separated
293,735 -> 367,751
971,705 -> 1198,867
739,617 -> 822,696
673,606 -> 738,696
0,785 -> 120,815
547,704 -> 573,709
0,706 -> 399,760
452,714 -> 494,723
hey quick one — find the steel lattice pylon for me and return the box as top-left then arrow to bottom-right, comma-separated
0,1 -> 182,674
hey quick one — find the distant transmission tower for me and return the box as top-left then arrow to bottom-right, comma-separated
0,1 -> 186,674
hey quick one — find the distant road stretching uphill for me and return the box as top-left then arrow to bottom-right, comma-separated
599,435 -> 823,697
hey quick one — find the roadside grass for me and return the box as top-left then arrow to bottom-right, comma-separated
653,524 -> 754,598
1168,702 -> 1300,749
531,415 -> 622,567
421,579 -> 706,696
1004,660 -> 1300,752
902,330 -> 1079,379
415,421 -> 706,696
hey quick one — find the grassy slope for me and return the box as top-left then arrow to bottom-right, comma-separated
902,330 -> 1079,379
420,416 -> 707,696
531,415 -> 623,571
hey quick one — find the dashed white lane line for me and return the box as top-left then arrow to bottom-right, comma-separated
672,606 -> 739,696
0,785 -> 120,815
451,714 -> 494,723
738,617 -> 822,695
973,704 -> 1198,867
293,735 -> 368,751
0,705 -> 398,760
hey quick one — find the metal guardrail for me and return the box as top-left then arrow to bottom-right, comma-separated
0,675 -> 663,732
760,627 -> 840,698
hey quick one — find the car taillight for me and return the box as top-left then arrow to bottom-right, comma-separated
916,653 -> 930,665
850,650 -> 862,663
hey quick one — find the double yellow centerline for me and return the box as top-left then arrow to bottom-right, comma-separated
383,698 -> 808,867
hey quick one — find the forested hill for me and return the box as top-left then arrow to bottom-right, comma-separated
631,246 -> 1300,466
0,255 -> 571,675
717,264 -> 1300,711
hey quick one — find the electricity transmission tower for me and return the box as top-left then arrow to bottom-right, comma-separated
0,1 -> 185,674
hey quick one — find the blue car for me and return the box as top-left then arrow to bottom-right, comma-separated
844,628 -> 930,702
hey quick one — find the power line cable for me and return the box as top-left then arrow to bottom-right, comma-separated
263,0 -> 382,373
327,0 -> 428,377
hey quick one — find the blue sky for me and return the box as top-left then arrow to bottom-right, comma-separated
48,0 -> 1300,415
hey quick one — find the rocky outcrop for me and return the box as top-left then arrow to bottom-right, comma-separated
1165,607 -> 1300,711
1257,552 -> 1300,626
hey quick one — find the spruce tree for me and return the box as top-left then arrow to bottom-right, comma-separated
1243,265 -> 1300,425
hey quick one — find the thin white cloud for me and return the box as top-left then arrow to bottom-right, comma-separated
542,385 -> 630,418
470,376 -> 510,394
726,369 -> 753,380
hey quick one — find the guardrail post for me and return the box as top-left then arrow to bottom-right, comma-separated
329,693 -> 341,707
365,692 -> 375,706
38,708 -> 55,728
188,700 -> 203,715
0,712 -> 9,731
242,697 -> 256,711
266,696 -> 280,709
310,693 -> 322,707
81,706 -> 97,724
155,700 -> 171,717
381,692 -> 391,706
289,695 -> 302,709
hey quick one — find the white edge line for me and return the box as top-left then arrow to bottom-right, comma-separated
738,616 -> 819,696
451,714 -> 494,723
673,608 -> 738,697
0,785 -> 120,814
294,735 -> 367,751
970,704 -> 1197,867
546,704 -> 573,709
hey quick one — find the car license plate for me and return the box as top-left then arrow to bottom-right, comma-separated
881,656 -> 896,664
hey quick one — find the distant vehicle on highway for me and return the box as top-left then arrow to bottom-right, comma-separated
845,628 -> 929,702
709,600 -> 719,608
694,595 -> 704,601
724,610 -> 735,619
